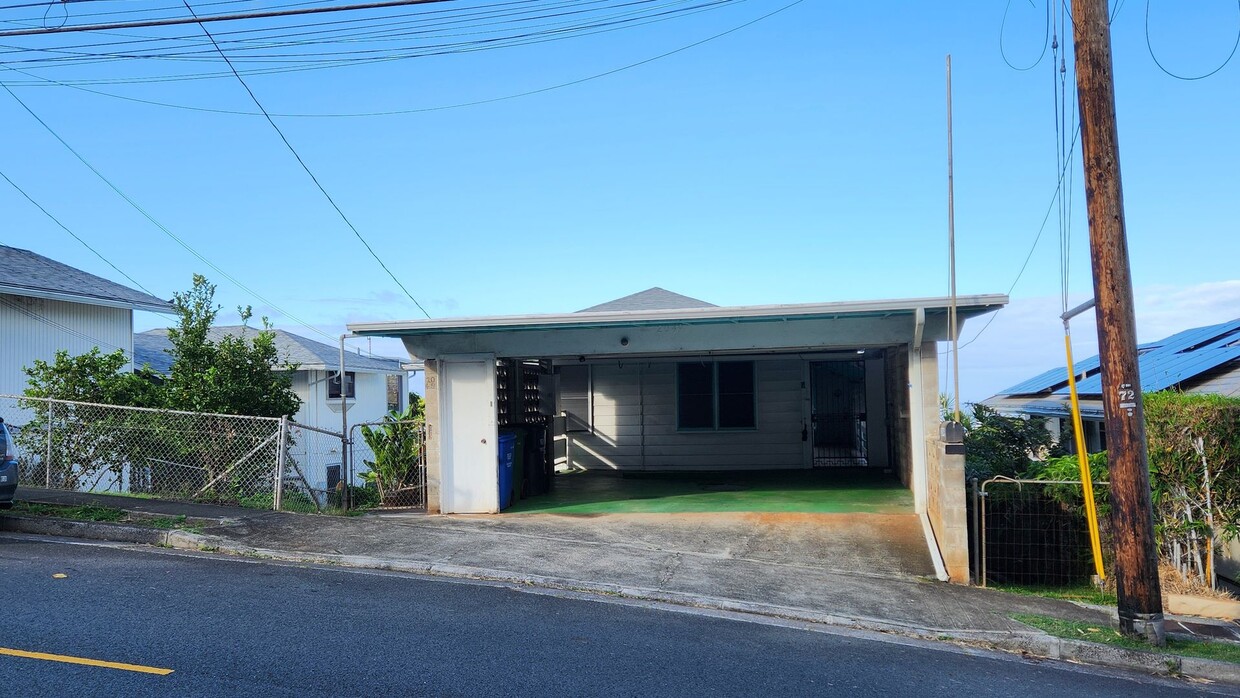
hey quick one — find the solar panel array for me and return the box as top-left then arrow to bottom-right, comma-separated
996,319 -> 1240,397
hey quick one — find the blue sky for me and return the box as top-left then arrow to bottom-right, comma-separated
2,1 -> 1237,401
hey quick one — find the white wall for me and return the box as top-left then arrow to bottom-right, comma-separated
1,293 -> 133,397
293,369 -> 403,433
565,359 -> 806,471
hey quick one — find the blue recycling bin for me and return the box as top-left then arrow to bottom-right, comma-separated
497,432 -> 517,511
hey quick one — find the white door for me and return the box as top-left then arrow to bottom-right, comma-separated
439,358 -> 498,513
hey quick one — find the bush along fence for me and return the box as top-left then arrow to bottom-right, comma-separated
0,394 -> 425,514
966,392 -> 1240,590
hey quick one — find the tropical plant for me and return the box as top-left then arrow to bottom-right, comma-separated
359,403 -> 423,506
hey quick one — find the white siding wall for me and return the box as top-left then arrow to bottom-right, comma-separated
1,293 -> 132,397
293,369 -> 402,433
568,359 -> 806,471
1189,365 -> 1240,397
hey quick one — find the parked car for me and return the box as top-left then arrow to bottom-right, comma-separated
0,417 -> 17,509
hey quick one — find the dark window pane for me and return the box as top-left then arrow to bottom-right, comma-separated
717,361 -> 755,428
558,365 -> 591,430
677,363 -> 715,429
328,371 -> 356,399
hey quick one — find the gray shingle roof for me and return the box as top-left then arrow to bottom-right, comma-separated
0,244 -> 172,313
136,327 -> 405,376
578,287 -> 717,313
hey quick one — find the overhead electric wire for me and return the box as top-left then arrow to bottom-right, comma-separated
180,0 -> 431,319
0,0 -> 759,88
0,0 -> 456,37
1,0 -> 795,117
1145,0 -> 1239,81
0,165 -> 155,295
947,123 -> 1081,355
0,0 -> 737,73
0,79 -> 341,342
999,0 -> 1049,72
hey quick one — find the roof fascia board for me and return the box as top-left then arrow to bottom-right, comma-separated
351,294 -> 1007,337
1,285 -> 172,314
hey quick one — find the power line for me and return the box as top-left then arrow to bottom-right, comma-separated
999,0 -> 1049,72
1145,0 -> 1240,81
947,123 -> 1081,355
0,165 -> 156,295
181,0 -> 431,319
0,78 -> 343,342
1,0 -> 796,117
0,0 -> 456,37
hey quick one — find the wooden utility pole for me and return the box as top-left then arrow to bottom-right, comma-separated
1069,0 -> 1165,645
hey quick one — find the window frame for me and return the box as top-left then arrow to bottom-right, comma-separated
675,360 -> 757,432
327,370 -> 356,400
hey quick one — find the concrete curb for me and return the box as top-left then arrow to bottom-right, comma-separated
5,514 -> 1239,685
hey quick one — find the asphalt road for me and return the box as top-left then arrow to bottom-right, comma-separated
0,534 -> 1230,697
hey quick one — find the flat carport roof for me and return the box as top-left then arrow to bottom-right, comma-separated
348,294 -> 1008,359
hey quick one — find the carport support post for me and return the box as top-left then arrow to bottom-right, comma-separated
422,359 -> 442,514
1071,0 -> 1164,645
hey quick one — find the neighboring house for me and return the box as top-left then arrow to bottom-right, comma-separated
135,327 -> 408,432
351,287 -> 1007,581
983,318 -> 1240,452
0,244 -> 173,397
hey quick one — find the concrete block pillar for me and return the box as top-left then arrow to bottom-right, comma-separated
934,422 -> 969,583
422,359 -> 442,514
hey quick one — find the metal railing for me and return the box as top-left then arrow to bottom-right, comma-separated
972,476 -> 1111,587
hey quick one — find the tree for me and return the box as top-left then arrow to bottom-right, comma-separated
20,348 -> 165,489
164,274 -> 301,418
24,347 -> 163,408
944,400 -> 1059,481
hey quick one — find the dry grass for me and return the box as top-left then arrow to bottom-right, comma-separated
1160,561 -> 1237,601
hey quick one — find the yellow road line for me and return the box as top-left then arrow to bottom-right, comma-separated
0,647 -> 174,675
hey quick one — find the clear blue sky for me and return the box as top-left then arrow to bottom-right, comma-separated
2,1 -> 1237,401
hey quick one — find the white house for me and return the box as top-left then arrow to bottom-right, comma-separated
0,244 -> 172,397
135,327 -> 408,432
351,288 -> 1007,582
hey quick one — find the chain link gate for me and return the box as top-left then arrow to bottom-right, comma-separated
972,477 -> 1111,587
349,420 -> 426,510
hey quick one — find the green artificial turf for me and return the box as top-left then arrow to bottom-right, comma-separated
504,469 -> 913,514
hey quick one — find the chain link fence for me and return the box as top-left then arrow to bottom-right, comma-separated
0,394 -> 376,514
350,420 -> 426,510
971,477 -> 1112,587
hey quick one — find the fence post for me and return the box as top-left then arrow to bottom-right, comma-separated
44,399 -> 54,488
979,482 -> 988,588
342,428 -> 351,512
274,416 -> 287,511
971,477 -> 980,585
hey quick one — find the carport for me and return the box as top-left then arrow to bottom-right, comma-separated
349,290 -> 1005,581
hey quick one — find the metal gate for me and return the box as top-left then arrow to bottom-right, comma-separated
349,420 -> 426,510
972,477 -> 1110,587
809,361 -> 868,467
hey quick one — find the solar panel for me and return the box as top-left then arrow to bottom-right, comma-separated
1055,319 -> 1240,395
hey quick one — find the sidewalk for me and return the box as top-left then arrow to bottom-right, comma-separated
6,488 -> 1239,683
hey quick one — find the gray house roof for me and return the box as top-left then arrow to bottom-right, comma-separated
0,244 -> 172,313
136,327 -> 405,376
578,287 -> 717,313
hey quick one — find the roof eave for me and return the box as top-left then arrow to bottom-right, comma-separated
1,285 -> 174,314
350,294 -> 1008,337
